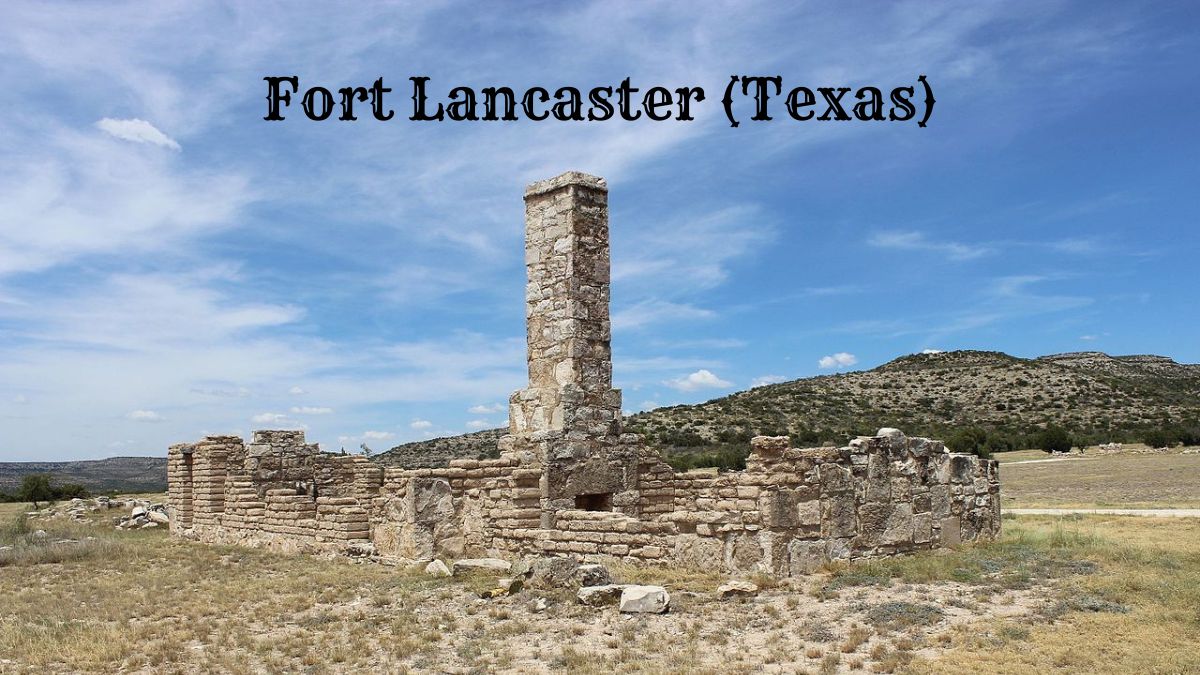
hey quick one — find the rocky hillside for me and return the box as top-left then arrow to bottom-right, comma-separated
0,457 -> 168,494
379,429 -> 505,468
378,350 -> 1200,467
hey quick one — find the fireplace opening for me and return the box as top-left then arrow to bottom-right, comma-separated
575,492 -> 613,512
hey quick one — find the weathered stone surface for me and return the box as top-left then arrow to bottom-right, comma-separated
788,539 -> 826,574
619,585 -> 670,614
717,580 -> 758,598
527,556 -> 579,589
578,584 -> 625,606
576,563 -> 612,588
452,558 -> 512,576
424,559 -> 452,577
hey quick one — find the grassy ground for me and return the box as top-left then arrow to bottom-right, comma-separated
1001,452 -> 1200,509
2,498 -> 1198,673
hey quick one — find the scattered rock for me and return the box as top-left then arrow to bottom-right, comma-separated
575,563 -> 613,588
345,542 -> 376,557
528,556 -> 580,588
498,576 -> 524,594
531,597 -> 550,613
452,558 -> 512,576
148,511 -> 170,525
140,522 -> 160,529
578,584 -> 626,607
877,428 -> 904,438
619,585 -> 670,614
717,580 -> 759,598
32,530 -> 47,540
424,559 -> 452,577
130,506 -> 147,519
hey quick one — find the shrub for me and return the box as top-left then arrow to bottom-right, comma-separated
1034,426 -> 1073,454
1142,427 -> 1171,449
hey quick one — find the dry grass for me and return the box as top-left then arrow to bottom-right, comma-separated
1002,452 -> 1200,508
3,493 -> 1199,673
908,515 -> 1200,674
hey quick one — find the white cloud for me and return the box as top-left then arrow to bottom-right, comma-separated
468,403 -> 504,414
867,231 -> 990,261
288,386 -> 306,395
251,412 -> 287,424
125,409 -> 163,422
640,400 -> 660,411
290,406 -> 332,415
12,394 -> 29,405
750,374 -> 787,388
665,369 -> 732,392
95,118 -> 180,150
921,349 -> 944,354
1079,335 -> 1097,341
409,419 -> 433,430
466,419 -> 492,429
363,430 -> 395,441
818,352 -> 858,369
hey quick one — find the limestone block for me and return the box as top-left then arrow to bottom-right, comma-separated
578,584 -> 625,607
819,464 -> 853,495
821,494 -> 857,538
673,534 -> 724,570
717,580 -> 758,598
619,585 -> 670,614
913,513 -> 933,544
452,557 -> 512,576
787,539 -> 826,575
938,517 -> 962,546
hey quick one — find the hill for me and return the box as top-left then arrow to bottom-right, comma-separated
0,456 -> 168,494
376,350 -> 1200,468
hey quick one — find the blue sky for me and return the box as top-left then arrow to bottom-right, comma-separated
1,1 -> 1197,461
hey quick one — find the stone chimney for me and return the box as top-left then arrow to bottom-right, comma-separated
505,172 -> 640,526
509,171 -> 621,437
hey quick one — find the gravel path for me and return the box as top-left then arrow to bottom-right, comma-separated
1007,508 -> 1200,517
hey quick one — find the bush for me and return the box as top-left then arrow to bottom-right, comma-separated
1141,429 -> 1173,449
945,427 -> 992,459
1034,426 -> 1073,454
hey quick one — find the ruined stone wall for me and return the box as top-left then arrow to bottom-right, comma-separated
165,170 -> 1001,575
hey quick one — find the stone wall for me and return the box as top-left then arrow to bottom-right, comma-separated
166,171 -> 1000,575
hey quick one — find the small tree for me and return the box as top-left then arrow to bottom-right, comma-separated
946,427 -> 991,459
18,474 -> 53,509
1034,426 -> 1073,454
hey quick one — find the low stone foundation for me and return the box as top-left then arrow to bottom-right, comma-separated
167,171 -> 999,575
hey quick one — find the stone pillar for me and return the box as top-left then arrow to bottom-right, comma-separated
505,172 -> 640,527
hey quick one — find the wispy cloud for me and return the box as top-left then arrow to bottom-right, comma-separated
125,409 -> 163,422
868,231 -> 991,261
612,300 -> 715,331
95,118 -> 180,150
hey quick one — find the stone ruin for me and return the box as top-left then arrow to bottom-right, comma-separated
167,171 -> 1000,576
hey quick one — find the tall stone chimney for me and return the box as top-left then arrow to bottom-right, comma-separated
505,172 -> 640,525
